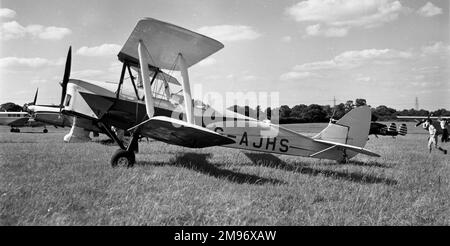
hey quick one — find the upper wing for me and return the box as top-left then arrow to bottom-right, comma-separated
118,18 -> 224,70
129,116 -> 235,148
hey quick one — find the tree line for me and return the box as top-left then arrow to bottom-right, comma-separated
229,98 -> 450,123
2,99 -> 449,123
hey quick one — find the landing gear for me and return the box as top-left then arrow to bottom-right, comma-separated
98,122 -> 141,168
337,149 -> 349,164
43,128 -> 48,133
111,149 -> 135,168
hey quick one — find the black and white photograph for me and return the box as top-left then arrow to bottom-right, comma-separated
0,0 -> 448,232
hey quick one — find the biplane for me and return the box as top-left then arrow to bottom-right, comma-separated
58,18 -> 380,167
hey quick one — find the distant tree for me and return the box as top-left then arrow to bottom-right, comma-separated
279,105 -> 291,118
371,112 -> 378,122
432,108 -> 450,116
322,105 -> 332,120
332,103 -> 347,120
355,98 -> 367,107
397,108 -> 429,117
290,104 -> 307,118
345,100 -> 354,112
373,105 -> 397,120
0,102 -> 23,112
302,104 -> 328,122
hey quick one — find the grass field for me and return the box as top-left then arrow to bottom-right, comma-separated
0,122 -> 449,225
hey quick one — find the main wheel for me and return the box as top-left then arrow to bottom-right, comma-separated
43,129 -> 48,133
110,149 -> 135,168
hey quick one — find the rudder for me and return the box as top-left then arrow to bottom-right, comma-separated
313,106 -> 371,148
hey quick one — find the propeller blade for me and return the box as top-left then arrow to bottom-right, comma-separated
415,119 -> 425,127
60,46 -> 72,109
33,88 -> 38,105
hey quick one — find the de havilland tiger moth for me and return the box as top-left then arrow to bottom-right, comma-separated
56,18 -> 380,167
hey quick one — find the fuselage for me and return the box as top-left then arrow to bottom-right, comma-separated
0,111 -> 44,127
62,78 -> 343,159
27,105 -> 73,127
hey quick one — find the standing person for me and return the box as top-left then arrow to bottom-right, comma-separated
423,119 -> 447,154
439,118 -> 449,143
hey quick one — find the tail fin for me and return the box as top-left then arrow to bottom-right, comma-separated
313,106 -> 371,148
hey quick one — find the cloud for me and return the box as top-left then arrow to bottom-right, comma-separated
279,71 -> 316,81
25,24 -> 71,40
37,26 -> 72,40
196,57 -> 217,67
108,61 -> 123,73
421,42 -> 450,56
0,21 -> 26,40
294,48 -> 413,71
355,76 -> 372,82
196,25 -> 261,42
0,8 -> 16,18
417,2 -> 442,17
30,78 -> 48,84
71,69 -> 105,78
240,75 -> 258,81
0,21 -> 71,40
0,57 -> 64,69
305,24 -> 348,37
281,36 -> 292,42
76,44 -> 121,56
286,0 -> 405,37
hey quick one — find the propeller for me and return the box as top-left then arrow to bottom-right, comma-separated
22,88 -> 39,113
415,114 -> 432,127
32,88 -> 38,105
415,119 -> 425,127
59,46 -> 72,110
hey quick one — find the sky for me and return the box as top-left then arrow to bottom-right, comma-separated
0,0 -> 449,110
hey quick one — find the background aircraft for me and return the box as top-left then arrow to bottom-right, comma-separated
369,122 -> 407,137
0,89 -> 46,132
0,111 -> 45,132
24,88 -> 73,129
0,88 -> 73,133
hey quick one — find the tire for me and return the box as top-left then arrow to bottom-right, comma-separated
43,129 -> 48,133
110,149 -> 135,168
